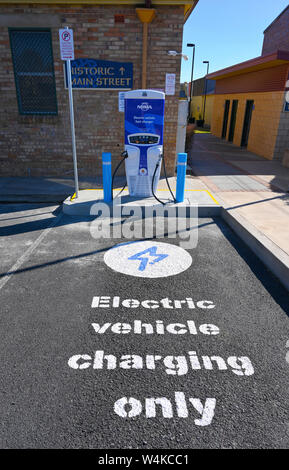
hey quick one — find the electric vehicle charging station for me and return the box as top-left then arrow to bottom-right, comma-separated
63,89 -> 191,214
124,90 -> 165,197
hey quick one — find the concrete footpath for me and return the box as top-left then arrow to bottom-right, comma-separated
0,175 -> 110,203
188,133 -> 289,291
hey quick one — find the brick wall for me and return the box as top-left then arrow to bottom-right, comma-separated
0,4 -> 183,177
211,91 -> 284,160
262,6 -> 289,55
273,105 -> 289,161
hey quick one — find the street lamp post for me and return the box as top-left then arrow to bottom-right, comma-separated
187,43 -> 195,121
202,60 -> 209,127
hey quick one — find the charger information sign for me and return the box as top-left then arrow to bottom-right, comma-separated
124,91 -> 165,150
124,90 -> 165,197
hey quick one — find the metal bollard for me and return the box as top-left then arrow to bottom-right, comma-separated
176,152 -> 187,203
102,152 -> 112,202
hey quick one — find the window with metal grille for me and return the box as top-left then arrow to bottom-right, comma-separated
9,29 -> 58,115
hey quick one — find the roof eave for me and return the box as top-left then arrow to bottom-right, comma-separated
207,50 -> 289,81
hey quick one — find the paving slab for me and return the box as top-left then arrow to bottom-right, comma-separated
219,191 -> 289,256
228,161 -> 289,192
189,134 -> 289,254
208,175 -> 268,191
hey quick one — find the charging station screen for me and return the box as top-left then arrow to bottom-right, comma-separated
128,135 -> 159,145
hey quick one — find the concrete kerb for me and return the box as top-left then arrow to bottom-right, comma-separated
62,188 -> 222,217
221,207 -> 289,292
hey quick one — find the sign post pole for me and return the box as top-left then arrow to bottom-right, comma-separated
66,57 -> 79,198
59,27 -> 79,198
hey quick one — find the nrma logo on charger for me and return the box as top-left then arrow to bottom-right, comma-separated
137,102 -> 152,112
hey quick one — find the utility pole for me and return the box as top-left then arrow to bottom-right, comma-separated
202,60 -> 210,127
187,43 -> 195,121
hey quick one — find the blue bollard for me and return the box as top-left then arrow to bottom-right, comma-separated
176,153 -> 187,203
102,152 -> 112,202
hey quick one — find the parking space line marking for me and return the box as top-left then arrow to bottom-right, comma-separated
0,212 -> 62,291
204,190 -> 219,205
70,189 -> 220,205
155,189 -> 219,204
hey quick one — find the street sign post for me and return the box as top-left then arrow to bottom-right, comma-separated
59,28 -> 79,198
284,84 -> 289,112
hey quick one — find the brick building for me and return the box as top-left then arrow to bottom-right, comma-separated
207,5 -> 289,162
262,5 -> 289,55
0,1 -> 198,177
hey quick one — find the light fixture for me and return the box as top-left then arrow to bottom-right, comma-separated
167,51 -> 188,60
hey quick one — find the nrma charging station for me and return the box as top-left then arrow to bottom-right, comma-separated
124,89 -> 165,197
100,89 -> 187,206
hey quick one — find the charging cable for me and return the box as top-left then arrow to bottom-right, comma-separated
111,151 -> 128,200
111,149 -> 177,205
151,153 -> 177,205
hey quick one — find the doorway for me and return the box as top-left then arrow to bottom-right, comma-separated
228,100 -> 238,142
241,100 -> 254,147
221,100 -> 230,139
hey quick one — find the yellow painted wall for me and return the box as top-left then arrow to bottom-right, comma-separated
190,96 -> 203,121
204,95 -> 214,127
190,94 -> 214,127
211,91 -> 284,160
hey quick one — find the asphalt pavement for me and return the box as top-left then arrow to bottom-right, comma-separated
0,203 -> 288,449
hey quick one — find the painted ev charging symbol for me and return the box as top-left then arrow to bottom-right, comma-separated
104,241 -> 192,278
128,246 -> 168,271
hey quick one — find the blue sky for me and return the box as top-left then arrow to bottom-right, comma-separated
181,0 -> 289,82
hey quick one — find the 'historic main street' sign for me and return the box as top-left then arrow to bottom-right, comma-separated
64,58 -> 133,90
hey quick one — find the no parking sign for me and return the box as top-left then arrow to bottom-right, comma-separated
59,28 -> 74,60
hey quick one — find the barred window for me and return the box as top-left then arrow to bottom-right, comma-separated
9,29 -> 58,115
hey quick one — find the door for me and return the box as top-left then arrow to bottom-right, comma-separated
221,100 -> 230,139
228,100 -> 238,142
241,100 -> 254,147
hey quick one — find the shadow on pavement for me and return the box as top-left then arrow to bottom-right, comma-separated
1,207 -> 288,320
215,217 -> 289,317
225,194 -> 289,211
